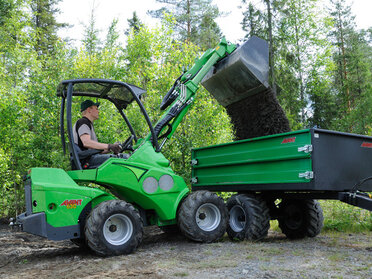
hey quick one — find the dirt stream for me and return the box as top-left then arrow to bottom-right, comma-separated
1,224 -> 371,279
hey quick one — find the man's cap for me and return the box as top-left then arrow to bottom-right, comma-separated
81,100 -> 100,112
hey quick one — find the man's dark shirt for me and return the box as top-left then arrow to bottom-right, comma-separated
73,117 -> 98,150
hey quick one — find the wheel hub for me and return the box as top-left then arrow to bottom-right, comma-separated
103,214 -> 133,246
109,224 -> 117,232
199,213 -> 206,220
195,203 -> 221,232
229,205 -> 246,232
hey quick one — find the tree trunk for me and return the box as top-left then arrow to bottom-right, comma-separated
337,9 -> 350,114
293,5 -> 305,124
187,0 -> 191,41
265,0 -> 276,95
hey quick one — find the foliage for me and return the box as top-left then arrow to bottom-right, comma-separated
320,200 -> 372,232
125,11 -> 143,36
148,0 -> 222,49
30,0 -> 66,56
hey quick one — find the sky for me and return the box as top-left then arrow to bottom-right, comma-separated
56,0 -> 372,47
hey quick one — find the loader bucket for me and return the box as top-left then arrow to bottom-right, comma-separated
201,36 -> 270,107
202,36 -> 290,140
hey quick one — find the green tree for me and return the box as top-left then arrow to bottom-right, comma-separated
125,11 -> 143,36
148,0 -> 222,49
241,2 -> 266,39
30,0 -> 66,56
307,59 -> 337,129
0,0 -> 37,216
82,6 -> 101,55
105,18 -> 120,49
328,0 -> 372,134
0,0 -> 13,26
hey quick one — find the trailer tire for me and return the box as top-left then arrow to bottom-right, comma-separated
226,194 -> 270,241
84,200 -> 143,256
278,199 -> 323,239
177,191 -> 228,243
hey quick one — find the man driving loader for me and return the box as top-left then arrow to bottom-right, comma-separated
73,100 -> 122,168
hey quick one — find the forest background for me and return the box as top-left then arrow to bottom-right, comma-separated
0,0 -> 371,231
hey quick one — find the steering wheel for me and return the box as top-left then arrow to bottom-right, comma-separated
120,135 -> 135,152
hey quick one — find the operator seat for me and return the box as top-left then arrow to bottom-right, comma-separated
70,144 -> 130,170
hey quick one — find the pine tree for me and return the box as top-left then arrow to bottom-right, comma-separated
241,2 -> 267,39
82,7 -> 100,55
190,6 -> 221,49
148,0 -> 222,49
125,11 -> 143,36
30,0 -> 66,56
329,0 -> 355,115
328,0 -> 372,133
0,0 -> 12,26
105,19 -> 120,49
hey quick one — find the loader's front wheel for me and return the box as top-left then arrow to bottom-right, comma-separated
226,194 -> 270,241
177,191 -> 228,243
85,200 -> 143,256
278,199 -> 323,239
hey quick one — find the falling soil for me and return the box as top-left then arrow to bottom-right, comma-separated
225,88 -> 291,140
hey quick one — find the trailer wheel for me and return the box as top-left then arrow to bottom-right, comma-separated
226,194 -> 270,241
278,199 -> 323,239
84,200 -> 143,256
178,191 -> 228,243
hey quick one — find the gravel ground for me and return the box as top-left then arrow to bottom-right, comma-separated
0,224 -> 371,279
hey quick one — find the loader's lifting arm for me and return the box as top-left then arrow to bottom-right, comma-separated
145,38 -> 237,150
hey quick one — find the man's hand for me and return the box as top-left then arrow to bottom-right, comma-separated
108,143 -> 121,154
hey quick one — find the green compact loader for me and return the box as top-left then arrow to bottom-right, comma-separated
14,37 -> 272,256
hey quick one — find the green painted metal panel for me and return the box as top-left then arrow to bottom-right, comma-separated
67,169 -> 97,182
192,130 -> 313,187
94,141 -> 190,222
29,168 -> 114,227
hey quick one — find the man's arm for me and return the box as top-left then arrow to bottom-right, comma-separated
80,134 -> 109,151
80,134 -> 121,154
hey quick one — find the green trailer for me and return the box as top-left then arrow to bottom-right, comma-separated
191,128 -> 372,240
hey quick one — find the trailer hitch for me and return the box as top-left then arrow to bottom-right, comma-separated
338,191 -> 372,212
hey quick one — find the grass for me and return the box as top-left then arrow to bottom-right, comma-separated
327,252 -> 346,262
173,272 -> 189,277
319,200 -> 372,233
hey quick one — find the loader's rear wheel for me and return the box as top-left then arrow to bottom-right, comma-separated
85,200 -> 143,256
178,191 -> 227,243
226,194 -> 270,241
278,199 -> 323,239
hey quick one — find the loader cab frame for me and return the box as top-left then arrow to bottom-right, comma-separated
57,79 -> 159,170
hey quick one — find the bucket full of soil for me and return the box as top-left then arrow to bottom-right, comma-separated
202,36 -> 290,140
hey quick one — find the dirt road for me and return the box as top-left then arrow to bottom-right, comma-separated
0,223 -> 371,279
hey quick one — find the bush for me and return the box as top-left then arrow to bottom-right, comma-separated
320,200 -> 372,232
